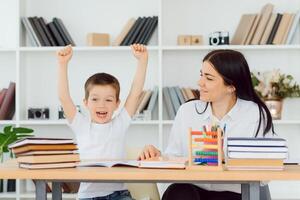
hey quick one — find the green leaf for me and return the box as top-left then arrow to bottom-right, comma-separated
0,126 -> 34,155
13,127 -> 33,133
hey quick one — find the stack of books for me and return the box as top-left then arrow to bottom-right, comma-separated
9,137 -> 79,169
226,137 -> 288,170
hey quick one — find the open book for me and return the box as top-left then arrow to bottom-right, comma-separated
77,157 -> 187,169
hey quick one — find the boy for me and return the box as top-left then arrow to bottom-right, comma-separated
57,44 -> 148,199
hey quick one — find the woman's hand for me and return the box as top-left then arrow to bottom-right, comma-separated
138,145 -> 161,160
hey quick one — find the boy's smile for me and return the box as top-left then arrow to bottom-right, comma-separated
84,85 -> 120,124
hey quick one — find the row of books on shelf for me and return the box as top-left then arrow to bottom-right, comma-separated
113,16 -> 158,46
22,16 -> 75,47
133,86 -> 158,121
163,87 -> 199,120
0,82 -> 15,120
231,3 -> 300,45
226,137 -> 288,170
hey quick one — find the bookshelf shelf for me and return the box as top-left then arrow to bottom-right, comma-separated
162,45 -> 300,51
19,192 -> 77,199
0,0 -> 300,199
0,120 -> 17,125
0,192 -> 18,198
19,46 -> 160,52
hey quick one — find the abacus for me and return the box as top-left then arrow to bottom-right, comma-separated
187,127 -> 223,170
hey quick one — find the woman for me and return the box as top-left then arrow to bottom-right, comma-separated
138,49 -> 274,200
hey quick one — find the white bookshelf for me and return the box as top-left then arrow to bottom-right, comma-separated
0,0 -> 300,199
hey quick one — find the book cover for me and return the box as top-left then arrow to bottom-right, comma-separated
231,14 -> 257,45
136,90 -> 152,114
127,17 -> 147,45
244,14 -> 261,45
32,16 -> 51,46
251,3 -> 274,45
266,13 -> 283,44
260,13 -> 277,45
180,88 -> 188,102
47,22 -> 66,46
0,89 -> 7,108
228,151 -> 288,159
53,17 -> 75,46
286,10 -> 300,44
227,159 -> 283,166
227,137 -> 287,146
163,87 -> 175,119
16,150 -> 77,157
53,18 -> 70,45
145,86 -> 158,114
168,87 -> 181,113
120,17 -> 142,46
38,17 -> 57,46
28,17 -> 46,46
11,144 -> 78,154
9,137 -> 76,148
142,16 -> 158,45
0,82 -> 15,120
17,154 -> 80,164
135,16 -> 152,44
22,162 -> 77,169
174,87 -> 185,105
282,14 -> 295,44
113,18 -> 136,46
272,13 -> 292,45
228,146 -> 288,152
21,17 -> 39,46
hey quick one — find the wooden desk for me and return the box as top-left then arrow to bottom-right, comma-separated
1,160 -> 300,200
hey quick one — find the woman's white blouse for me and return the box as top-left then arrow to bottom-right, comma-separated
161,98 -> 271,194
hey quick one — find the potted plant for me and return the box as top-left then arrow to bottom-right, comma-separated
0,125 -> 33,192
251,69 -> 300,119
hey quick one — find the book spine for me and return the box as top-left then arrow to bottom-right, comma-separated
28,17 -> 46,46
267,14 -> 283,44
21,17 -> 39,46
127,17 -> 147,45
53,18 -> 76,46
142,16 -> 158,45
47,22 -> 66,46
121,17 -> 142,46
52,18 -> 70,45
38,17 -> 57,46
32,16 -> 51,46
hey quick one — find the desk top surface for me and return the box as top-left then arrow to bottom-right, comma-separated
1,160 -> 300,182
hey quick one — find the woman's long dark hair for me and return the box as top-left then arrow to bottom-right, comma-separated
196,49 -> 274,137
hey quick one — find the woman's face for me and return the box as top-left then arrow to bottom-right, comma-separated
197,61 -> 235,102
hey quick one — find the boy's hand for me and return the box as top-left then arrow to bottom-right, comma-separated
57,45 -> 73,65
131,44 -> 148,62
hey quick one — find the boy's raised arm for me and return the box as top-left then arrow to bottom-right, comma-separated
125,44 -> 148,117
57,45 -> 77,122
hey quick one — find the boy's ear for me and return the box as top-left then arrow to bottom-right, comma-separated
83,98 -> 88,107
116,99 -> 121,107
